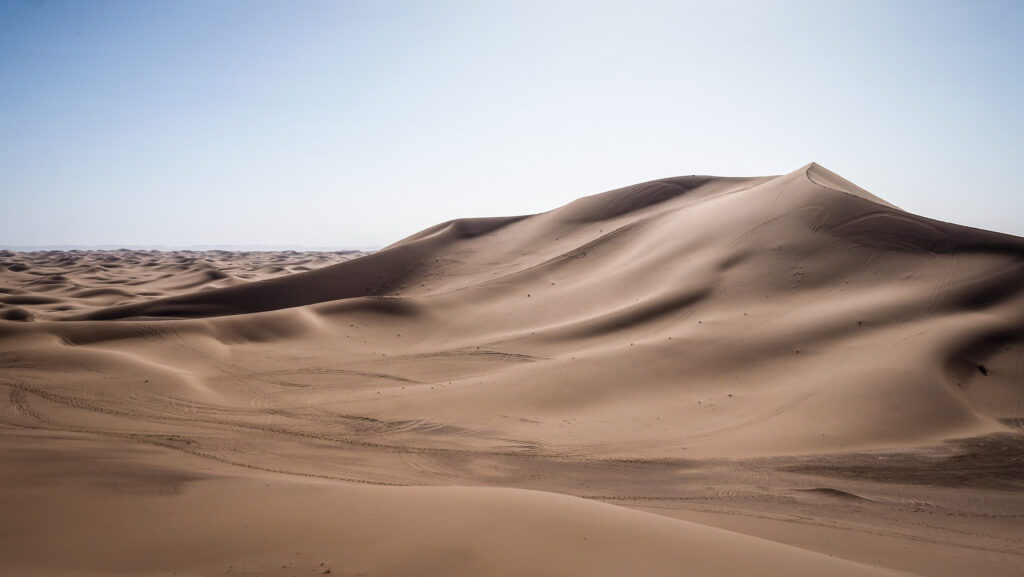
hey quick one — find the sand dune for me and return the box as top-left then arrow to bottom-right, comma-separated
2,164 -> 1022,576
0,248 -> 364,320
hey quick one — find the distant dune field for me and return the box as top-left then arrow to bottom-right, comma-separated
2,164 -> 1022,577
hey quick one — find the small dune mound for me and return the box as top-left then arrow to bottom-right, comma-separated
0,307 -> 35,321
70,288 -> 137,299
0,294 -> 61,305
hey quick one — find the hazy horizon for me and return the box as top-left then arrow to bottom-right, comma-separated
0,243 -> 378,252
2,0 -> 1022,247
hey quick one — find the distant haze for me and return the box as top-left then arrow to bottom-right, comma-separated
2,0 -> 1022,247
0,244 -> 377,252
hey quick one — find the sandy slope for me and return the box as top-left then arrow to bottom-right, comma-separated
1,433 -> 904,577
1,163 -> 1022,576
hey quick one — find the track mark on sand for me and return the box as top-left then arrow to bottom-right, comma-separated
795,487 -> 871,501
2,383 -> 48,427
404,349 -> 545,363
242,367 -> 421,384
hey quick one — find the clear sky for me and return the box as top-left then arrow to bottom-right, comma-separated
2,0 -> 1022,248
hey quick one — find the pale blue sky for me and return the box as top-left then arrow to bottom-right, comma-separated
2,0 -> 1022,248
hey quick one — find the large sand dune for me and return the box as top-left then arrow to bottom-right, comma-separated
2,164 -> 1022,576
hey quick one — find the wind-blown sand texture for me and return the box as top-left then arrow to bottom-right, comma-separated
2,163 -> 1022,576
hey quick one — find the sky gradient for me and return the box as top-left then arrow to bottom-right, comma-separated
2,0 -> 1022,248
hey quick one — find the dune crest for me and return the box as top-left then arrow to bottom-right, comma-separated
804,162 -> 902,210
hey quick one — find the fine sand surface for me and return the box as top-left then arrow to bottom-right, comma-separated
2,163 -> 1022,576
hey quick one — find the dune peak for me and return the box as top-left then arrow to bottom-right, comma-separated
803,162 -> 902,210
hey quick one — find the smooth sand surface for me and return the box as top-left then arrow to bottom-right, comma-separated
2,163 -> 1022,576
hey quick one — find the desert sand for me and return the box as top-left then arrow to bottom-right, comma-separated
1,163 -> 1022,576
